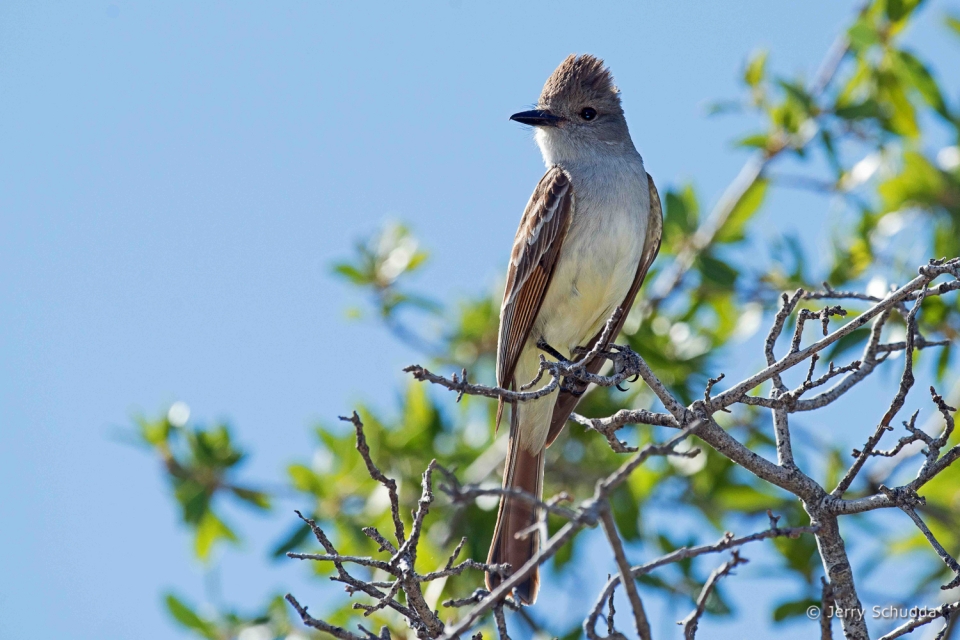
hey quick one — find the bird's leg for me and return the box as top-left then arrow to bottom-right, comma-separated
537,339 -> 590,396
536,337 -> 569,363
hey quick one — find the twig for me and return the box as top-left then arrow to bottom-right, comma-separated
679,551 -> 748,639
877,485 -> 960,590
286,593 -> 369,640
833,286 -> 927,497
584,525 -> 818,637
598,507 -> 652,640
439,428 -> 701,640
877,601 -> 960,640
340,412 -> 406,545
821,577 -> 835,640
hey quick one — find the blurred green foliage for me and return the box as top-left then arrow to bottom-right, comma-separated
132,1 -> 960,638
135,409 -> 270,561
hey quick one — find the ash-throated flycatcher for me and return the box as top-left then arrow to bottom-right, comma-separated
487,54 -> 663,604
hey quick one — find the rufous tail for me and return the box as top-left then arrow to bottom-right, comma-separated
486,408 -> 544,605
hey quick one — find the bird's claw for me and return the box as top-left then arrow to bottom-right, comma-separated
560,378 -> 587,397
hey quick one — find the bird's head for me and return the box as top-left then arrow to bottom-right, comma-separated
510,54 -> 634,164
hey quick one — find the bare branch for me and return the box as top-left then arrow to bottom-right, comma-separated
833,286 -> 927,497
793,309 -> 891,412
440,427 -> 701,640
711,260 -> 958,413
877,600 -> 960,640
363,526 -> 398,555
584,524 -> 818,638
290,510 -> 417,620
790,305 -> 847,354
877,484 -> 960,590
492,604 -> 510,640
598,506 -> 652,640
341,412 -> 406,546
679,551 -> 748,640
568,408 -> 679,453
288,551 -> 398,574
286,593 -> 371,640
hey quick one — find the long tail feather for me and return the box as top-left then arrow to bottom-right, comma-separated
486,406 -> 544,605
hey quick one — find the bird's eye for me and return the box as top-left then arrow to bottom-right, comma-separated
579,107 -> 597,121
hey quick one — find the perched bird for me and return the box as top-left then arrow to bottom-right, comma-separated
487,54 -> 663,604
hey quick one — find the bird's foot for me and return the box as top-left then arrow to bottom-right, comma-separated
560,378 -> 587,396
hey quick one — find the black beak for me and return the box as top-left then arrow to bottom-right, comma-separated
509,109 -> 563,127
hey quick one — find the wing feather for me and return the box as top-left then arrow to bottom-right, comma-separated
495,167 -> 574,426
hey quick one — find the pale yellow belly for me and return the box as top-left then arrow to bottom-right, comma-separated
513,213 -> 644,453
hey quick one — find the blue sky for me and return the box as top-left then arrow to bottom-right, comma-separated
2,2 -> 958,639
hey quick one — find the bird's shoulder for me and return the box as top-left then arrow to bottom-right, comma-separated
507,165 -> 574,269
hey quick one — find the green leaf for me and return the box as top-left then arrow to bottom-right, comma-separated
164,593 -> 217,639
271,521 -> 313,558
663,184 -> 700,252
936,343 -> 952,381
934,222 -> 960,258
734,133 -> 770,150
820,130 -> 842,176
773,597 -> 821,621
885,0 -> 923,23
848,19 -> 880,51
947,13 -> 960,38
878,71 -> 920,137
553,536 -> 574,568
715,179 -> 768,244
141,418 -> 172,446
706,100 -> 743,116
230,486 -> 271,510
195,511 -> 238,561
713,483 -> 778,512
777,80 -> 815,115
332,263 -> 369,284
878,151 -> 944,212
696,254 -> 739,288
834,99 -> 883,121
774,525 -> 821,581
744,49 -> 768,88
892,50 -> 948,117
288,463 -> 323,494
405,250 -> 429,272
174,479 -> 209,525
666,186 -> 700,231
393,293 -> 442,313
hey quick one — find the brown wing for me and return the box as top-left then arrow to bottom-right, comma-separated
496,166 -> 574,427
545,171 -> 663,446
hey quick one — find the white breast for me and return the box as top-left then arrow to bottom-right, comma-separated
534,158 -> 649,356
